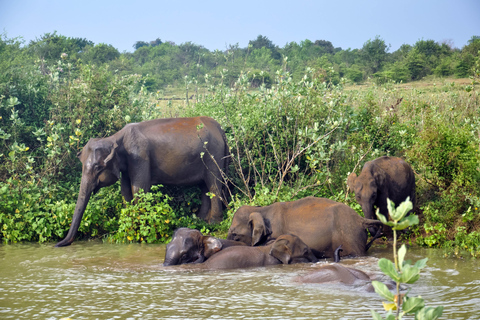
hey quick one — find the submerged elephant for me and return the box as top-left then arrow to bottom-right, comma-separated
55,117 -> 229,247
199,234 -> 318,270
227,197 -> 383,259
347,156 -> 415,232
294,247 -> 395,292
163,228 -> 246,266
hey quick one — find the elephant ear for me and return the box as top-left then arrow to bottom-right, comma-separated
249,211 -> 271,246
202,236 -> 223,259
269,238 -> 292,264
347,172 -> 357,190
104,142 -> 118,166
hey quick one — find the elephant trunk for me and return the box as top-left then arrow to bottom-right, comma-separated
55,178 -> 94,247
362,202 -> 375,220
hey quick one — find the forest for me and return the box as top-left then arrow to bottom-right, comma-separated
0,32 -> 479,257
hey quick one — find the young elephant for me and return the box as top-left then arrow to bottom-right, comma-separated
199,234 -> 318,270
294,246 -> 395,292
347,156 -> 415,234
163,228 -> 247,266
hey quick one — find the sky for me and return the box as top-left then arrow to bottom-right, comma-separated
1,0 -> 479,53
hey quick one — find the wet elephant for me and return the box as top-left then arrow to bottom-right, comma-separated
163,228 -> 246,266
55,117 -> 229,247
227,197 -> 383,259
347,156 -> 415,234
199,234 -> 318,270
294,248 -> 396,292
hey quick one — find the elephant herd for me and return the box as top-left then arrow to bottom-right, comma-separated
55,117 -> 416,286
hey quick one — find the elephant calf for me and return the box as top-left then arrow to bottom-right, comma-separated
163,228 -> 247,266
294,247 -> 395,292
199,234 -> 318,270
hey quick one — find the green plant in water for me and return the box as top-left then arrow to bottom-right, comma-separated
371,198 -> 444,320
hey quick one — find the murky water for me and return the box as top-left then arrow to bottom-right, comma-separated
0,242 -> 479,319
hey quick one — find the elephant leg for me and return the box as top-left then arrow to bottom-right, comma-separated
129,162 -> 152,198
203,173 -> 223,223
197,183 -> 212,221
121,174 -> 134,202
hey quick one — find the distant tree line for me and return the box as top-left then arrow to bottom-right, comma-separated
3,32 -> 479,91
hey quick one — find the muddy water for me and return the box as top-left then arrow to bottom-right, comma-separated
0,242 -> 479,319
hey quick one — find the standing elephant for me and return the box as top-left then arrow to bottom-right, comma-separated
347,156 -> 415,230
199,234 -> 318,270
55,117 -> 229,247
163,228 -> 246,266
227,197 -> 383,259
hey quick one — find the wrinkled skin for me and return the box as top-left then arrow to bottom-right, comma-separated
347,156 -> 415,235
199,234 -> 318,270
227,197 -> 383,259
56,117 -> 229,247
163,228 -> 246,266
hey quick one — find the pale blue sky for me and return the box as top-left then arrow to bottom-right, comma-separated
1,0 -> 479,52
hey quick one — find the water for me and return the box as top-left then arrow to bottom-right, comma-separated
0,242 -> 479,319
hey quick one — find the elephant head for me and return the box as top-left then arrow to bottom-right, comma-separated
270,234 -> 318,264
163,228 -> 223,266
55,138 -> 120,247
227,210 -> 272,246
347,169 -> 385,221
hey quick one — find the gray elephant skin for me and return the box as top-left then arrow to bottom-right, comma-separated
227,197 -> 383,259
55,117 -> 229,247
347,156 -> 415,231
163,228 -> 246,266
199,234 -> 318,270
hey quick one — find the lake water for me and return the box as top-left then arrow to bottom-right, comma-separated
0,242 -> 479,319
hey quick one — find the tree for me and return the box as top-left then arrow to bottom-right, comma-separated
249,35 -> 281,60
359,36 -> 389,74
134,41 -> 149,50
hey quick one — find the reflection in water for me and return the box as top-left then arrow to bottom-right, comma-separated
0,242 -> 479,319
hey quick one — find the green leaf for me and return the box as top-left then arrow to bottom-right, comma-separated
387,198 -> 397,220
402,296 -> 425,313
376,210 -> 388,224
415,306 -> 444,320
378,258 -> 400,282
414,257 -> 428,270
393,214 -> 419,230
400,264 -> 420,284
371,280 -> 395,302
398,244 -> 407,270
370,310 -> 384,320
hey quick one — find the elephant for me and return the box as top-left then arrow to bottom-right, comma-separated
227,197 -> 384,259
55,117 -> 229,247
198,234 -> 318,270
347,156 -> 415,234
163,228 -> 247,266
294,246 -> 396,292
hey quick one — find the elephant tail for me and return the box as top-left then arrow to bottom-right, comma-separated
362,219 -> 384,251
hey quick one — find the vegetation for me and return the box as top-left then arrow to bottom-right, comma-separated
0,32 -> 479,255
371,198 -> 443,319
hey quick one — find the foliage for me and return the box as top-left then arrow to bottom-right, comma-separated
0,32 -> 479,251
371,198 -> 444,320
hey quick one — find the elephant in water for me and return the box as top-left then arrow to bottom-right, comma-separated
55,117 -> 229,247
227,197 -> 384,260
163,228 -> 247,266
294,246 -> 395,292
198,234 -> 318,270
347,156 -> 415,233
